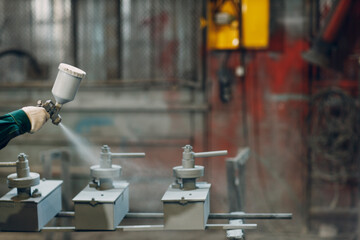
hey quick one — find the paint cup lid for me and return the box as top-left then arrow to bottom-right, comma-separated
58,63 -> 86,78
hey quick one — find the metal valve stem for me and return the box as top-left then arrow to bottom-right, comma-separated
16,153 -> 31,196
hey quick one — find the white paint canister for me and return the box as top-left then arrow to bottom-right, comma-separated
51,63 -> 86,105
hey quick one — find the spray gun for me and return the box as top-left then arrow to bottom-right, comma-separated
37,63 -> 86,125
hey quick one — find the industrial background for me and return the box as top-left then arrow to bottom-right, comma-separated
0,0 -> 359,239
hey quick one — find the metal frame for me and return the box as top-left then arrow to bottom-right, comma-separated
32,211 -> 292,232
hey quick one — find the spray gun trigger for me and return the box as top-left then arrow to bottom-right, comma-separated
37,99 -> 62,125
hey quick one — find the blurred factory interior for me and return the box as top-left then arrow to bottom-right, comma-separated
0,0 -> 359,239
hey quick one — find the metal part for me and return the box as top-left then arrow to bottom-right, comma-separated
42,226 -> 75,232
90,145 -> 145,190
7,154 -> 40,197
56,211 -> 293,220
0,153 -> 40,198
56,211 -> 75,218
72,181 -> 129,230
227,148 -> 250,212
302,0 -> 352,69
42,223 -> 256,232
162,182 -> 211,230
209,212 -> 292,220
7,172 -> 39,190
110,153 -> 146,158
173,144 -> 227,190
90,165 -> 121,180
73,145 -> 144,230
209,223 -> 257,230
226,212 -> 248,239
0,180 -> 62,231
0,153 -> 62,231
226,219 -> 245,239
37,100 -> 62,125
0,162 -> 17,167
120,225 -> 164,231
162,145 -> 228,230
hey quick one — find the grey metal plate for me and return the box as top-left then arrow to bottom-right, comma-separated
0,180 -> 62,203
173,165 -> 204,178
161,182 -> 210,202
73,181 -> 129,203
0,180 -> 62,231
90,164 -> 121,178
7,172 -> 40,188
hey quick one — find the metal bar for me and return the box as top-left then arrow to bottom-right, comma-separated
191,0 -> 198,85
227,148 -> 250,212
149,1 -> 155,81
116,0 -> 122,79
56,211 -> 75,218
201,0 -> 207,90
42,226 -> 75,232
206,224 -> 257,230
41,224 -> 255,232
119,225 -> 164,231
56,211 -> 292,220
194,150 -> 228,158
125,212 -> 163,218
111,153 -> 146,158
209,213 -> 292,220
71,0 -> 78,66
240,50 -> 249,146
0,162 -> 16,167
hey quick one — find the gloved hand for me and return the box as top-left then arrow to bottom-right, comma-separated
22,106 -> 50,133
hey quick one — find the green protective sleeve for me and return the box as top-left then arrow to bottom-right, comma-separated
0,109 -> 31,150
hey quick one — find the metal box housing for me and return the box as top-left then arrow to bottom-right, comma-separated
0,180 -> 62,232
73,181 -> 129,230
162,182 -> 210,230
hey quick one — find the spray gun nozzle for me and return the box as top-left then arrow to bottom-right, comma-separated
37,100 -> 62,125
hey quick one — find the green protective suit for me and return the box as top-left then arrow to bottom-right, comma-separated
0,109 -> 31,150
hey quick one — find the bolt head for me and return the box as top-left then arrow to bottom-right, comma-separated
18,153 -> 27,161
101,145 -> 110,153
182,145 -> 193,152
